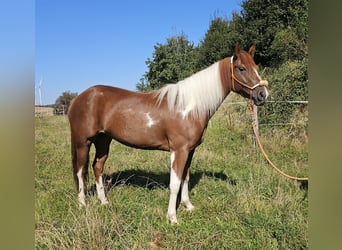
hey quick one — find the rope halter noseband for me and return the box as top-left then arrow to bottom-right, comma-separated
230,56 -> 268,92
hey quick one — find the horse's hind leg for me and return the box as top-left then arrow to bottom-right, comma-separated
92,133 -> 112,204
72,140 -> 91,206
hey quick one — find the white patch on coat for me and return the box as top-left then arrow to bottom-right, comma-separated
145,112 -> 156,128
254,68 -> 269,98
181,97 -> 196,118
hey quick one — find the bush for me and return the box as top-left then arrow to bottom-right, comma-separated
258,58 -> 308,126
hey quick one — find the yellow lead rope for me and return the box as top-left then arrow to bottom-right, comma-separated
251,119 -> 309,181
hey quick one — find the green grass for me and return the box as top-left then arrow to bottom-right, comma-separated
35,101 -> 308,249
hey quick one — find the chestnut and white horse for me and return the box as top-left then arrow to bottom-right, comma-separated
68,44 -> 269,223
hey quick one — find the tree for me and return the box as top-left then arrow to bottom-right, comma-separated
55,91 -> 78,114
232,0 -> 308,66
196,17 -> 233,69
259,58 -> 308,125
136,34 -> 197,91
270,27 -> 307,63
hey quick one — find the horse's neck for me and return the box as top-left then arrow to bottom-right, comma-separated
202,57 -> 233,120
205,89 -> 231,122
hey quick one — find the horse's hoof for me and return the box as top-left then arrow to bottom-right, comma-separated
167,214 -> 178,224
100,199 -> 109,205
182,201 -> 195,211
184,204 -> 195,211
78,197 -> 86,207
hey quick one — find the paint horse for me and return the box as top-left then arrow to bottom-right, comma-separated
68,44 -> 269,224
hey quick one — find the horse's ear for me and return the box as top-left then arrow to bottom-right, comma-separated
248,45 -> 256,58
234,43 -> 240,60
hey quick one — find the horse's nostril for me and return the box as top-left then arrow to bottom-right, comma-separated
258,91 -> 265,99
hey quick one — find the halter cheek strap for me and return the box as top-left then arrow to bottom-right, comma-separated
230,56 -> 268,91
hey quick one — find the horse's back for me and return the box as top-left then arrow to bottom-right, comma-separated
68,85 -> 160,141
71,84 -> 131,105
69,85 -> 136,118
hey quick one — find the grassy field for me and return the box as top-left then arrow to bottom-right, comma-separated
35,99 -> 308,249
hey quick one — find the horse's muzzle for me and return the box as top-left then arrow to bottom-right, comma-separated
253,82 -> 269,106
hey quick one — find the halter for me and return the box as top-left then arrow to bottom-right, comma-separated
230,56 -> 267,92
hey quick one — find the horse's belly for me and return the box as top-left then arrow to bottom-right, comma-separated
110,129 -> 169,151
105,111 -> 169,151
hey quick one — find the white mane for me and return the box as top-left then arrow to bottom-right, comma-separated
155,62 -> 224,118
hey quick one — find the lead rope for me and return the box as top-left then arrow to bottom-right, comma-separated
248,96 -> 309,181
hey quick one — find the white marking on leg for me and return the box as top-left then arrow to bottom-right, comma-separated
145,112 -> 156,128
170,151 -> 175,166
167,152 -> 181,224
77,168 -> 86,206
96,175 -> 108,204
181,178 -> 195,211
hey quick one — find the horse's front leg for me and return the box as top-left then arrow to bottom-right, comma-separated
180,150 -> 195,211
167,149 -> 192,224
180,171 -> 195,211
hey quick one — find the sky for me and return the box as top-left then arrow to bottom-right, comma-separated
35,0 -> 242,105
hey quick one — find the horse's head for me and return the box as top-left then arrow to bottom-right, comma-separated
231,44 -> 269,106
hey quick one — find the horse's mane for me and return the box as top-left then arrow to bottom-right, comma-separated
154,62 -> 224,118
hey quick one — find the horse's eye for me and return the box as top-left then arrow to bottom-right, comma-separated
237,66 -> 246,72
